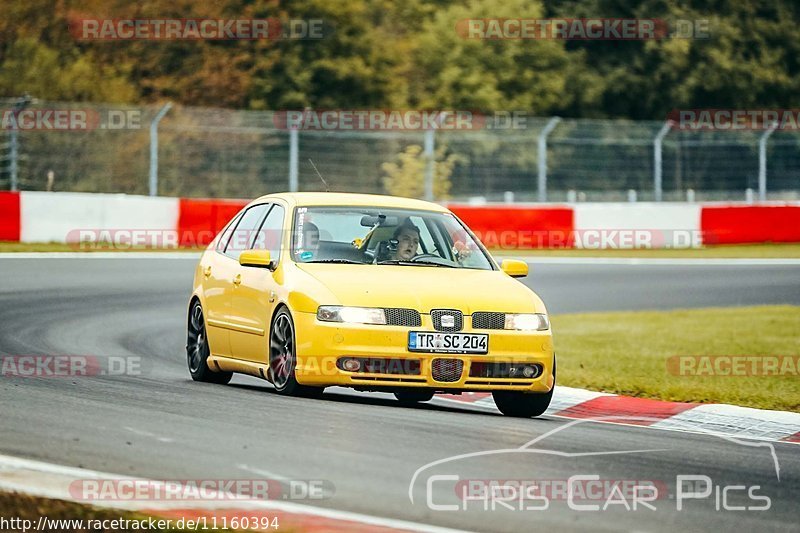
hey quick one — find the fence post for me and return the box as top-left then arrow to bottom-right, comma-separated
288,128 -> 299,192
537,117 -> 561,202
149,102 -> 172,197
758,122 -> 778,202
8,127 -> 18,192
423,128 -> 435,201
7,96 -> 31,192
653,120 -> 673,202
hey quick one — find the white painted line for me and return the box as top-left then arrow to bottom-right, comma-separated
497,256 -> 800,266
123,426 -> 175,443
0,252 -> 200,259
236,463 -> 291,483
0,454 -> 469,533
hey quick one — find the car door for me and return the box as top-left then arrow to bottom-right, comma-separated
206,203 -> 271,358
201,211 -> 244,359
229,203 -> 286,363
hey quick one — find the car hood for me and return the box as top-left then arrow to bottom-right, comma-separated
295,264 -> 544,314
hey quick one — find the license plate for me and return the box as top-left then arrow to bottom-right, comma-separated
408,331 -> 488,354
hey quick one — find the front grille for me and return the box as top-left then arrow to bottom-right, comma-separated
472,312 -> 505,330
431,358 -> 464,382
384,308 -> 422,327
431,309 -> 463,332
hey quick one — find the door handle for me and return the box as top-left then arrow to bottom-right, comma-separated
233,274 -> 242,286
203,266 -> 212,278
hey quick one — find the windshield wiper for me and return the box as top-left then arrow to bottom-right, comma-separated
378,260 -> 456,268
305,259 -> 363,264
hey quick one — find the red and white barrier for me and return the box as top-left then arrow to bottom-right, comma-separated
0,192 -> 798,248
0,192 -> 20,242
19,192 -> 180,243
572,203 -> 702,248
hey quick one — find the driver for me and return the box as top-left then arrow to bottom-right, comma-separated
392,220 -> 420,261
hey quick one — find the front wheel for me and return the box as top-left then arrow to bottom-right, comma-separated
493,359 -> 556,418
394,390 -> 435,405
187,301 -> 232,384
269,307 -> 324,398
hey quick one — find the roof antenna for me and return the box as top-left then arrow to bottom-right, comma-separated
308,159 -> 329,192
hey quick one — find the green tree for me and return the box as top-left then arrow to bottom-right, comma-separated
382,144 -> 460,199
0,39 -> 136,102
411,0 -> 601,112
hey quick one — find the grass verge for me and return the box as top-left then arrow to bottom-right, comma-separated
0,491 -> 237,532
552,305 -> 800,412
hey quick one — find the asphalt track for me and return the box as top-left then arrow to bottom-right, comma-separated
0,256 -> 798,532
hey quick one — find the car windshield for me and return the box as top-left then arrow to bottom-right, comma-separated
292,206 -> 494,270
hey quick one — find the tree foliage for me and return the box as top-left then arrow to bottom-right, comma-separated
1,0 -> 798,117
382,144 -> 459,199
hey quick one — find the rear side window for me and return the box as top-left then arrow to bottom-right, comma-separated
223,204 -> 270,260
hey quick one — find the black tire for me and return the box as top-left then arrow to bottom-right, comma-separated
187,300 -> 232,384
394,390 -> 435,404
493,358 -> 556,418
268,307 -> 324,397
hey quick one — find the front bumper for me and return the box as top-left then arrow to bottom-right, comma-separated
293,311 -> 555,392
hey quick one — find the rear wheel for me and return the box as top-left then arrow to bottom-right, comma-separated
187,301 -> 232,384
394,390 -> 435,405
269,307 -> 324,398
493,358 -> 556,418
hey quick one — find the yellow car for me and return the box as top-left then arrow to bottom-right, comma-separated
187,192 -> 555,417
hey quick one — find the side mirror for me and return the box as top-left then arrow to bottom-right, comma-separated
500,259 -> 529,278
239,249 -> 273,269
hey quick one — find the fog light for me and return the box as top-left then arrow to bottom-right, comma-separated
341,358 -> 361,372
522,365 -> 538,378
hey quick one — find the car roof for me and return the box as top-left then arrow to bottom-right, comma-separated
252,192 -> 450,212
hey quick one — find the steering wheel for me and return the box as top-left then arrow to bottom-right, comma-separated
409,253 -> 439,261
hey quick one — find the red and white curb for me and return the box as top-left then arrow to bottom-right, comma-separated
436,386 -> 800,444
0,455 -> 466,533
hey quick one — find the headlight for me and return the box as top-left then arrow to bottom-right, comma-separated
504,313 -> 549,331
317,306 -> 387,325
